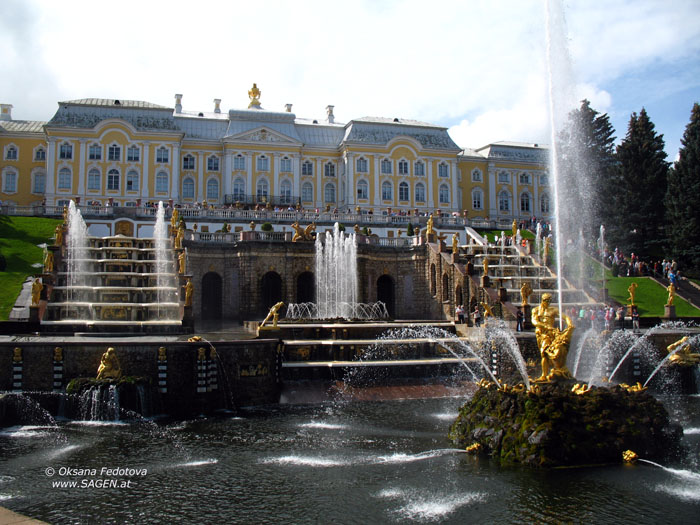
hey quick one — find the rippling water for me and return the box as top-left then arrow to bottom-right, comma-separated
1,396 -> 699,523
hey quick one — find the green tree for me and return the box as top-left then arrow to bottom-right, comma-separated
665,103 -> 700,274
556,100 -> 617,241
608,108 -> 669,256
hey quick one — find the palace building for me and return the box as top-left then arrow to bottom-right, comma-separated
0,86 -> 551,221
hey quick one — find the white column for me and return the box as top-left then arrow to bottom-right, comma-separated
45,139 -> 56,203
316,157 -> 322,208
246,153 -> 253,201
171,144 -> 180,201
451,160 -> 459,212
77,139 -> 87,197
273,153 -> 279,202
533,171 -> 539,217
141,142 -> 150,201
224,150 -> 232,198
373,157 -> 380,207
345,152 -> 354,207
512,170 -> 518,219
488,163 -> 497,218
292,153 -> 300,200
197,151 -> 205,201
427,161 -> 434,208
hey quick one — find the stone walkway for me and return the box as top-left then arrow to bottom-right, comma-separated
0,506 -> 47,524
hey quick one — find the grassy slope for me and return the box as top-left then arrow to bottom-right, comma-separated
480,229 -> 536,242
604,276 -> 700,317
0,216 -> 61,319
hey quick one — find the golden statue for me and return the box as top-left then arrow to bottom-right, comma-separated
170,208 -> 179,229
622,450 -> 638,463
531,293 -> 574,382
248,83 -> 262,108
44,250 -> 54,273
197,347 -> 207,361
185,279 -> 194,306
543,237 -> 551,262
96,347 -> 122,380
54,224 -> 63,246
54,346 -> 63,362
62,205 -> 68,222
452,234 -> 459,254
627,282 -> 638,305
158,346 -> 167,362
31,278 -> 43,306
479,301 -> 495,318
666,283 -> 676,306
520,282 -> 533,306
174,225 -> 184,250
292,222 -> 315,242
426,214 -> 435,236
512,219 -> 517,239
482,256 -> 489,276
353,224 -> 361,234
178,251 -> 186,274
666,336 -> 700,366
13,347 -> 22,363
260,301 -> 284,329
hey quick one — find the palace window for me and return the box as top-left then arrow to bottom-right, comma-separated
498,171 -> 510,184
520,192 -> 531,213
280,180 -> 292,204
414,161 -> 425,176
498,190 -> 511,212
156,147 -> 169,163
471,168 -> 482,182
256,179 -> 269,200
127,146 -> 140,162
3,170 -> 17,192
381,159 -> 392,175
58,168 -> 71,190
182,178 -> 195,199
207,155 -> 219,172
439,184 -> 450,204
107,169 -> 120,190
324,182 -> 336,203
324,162 -> 335,177
280,156 -> 292,173
356,179 -> 368,200
183,154 -> 195,170
301,182 -> 313,202
438,163 -> 449,178
399,181 -> 409,201
302,160 -> 313,176
398,159 -> 409,175
88,144 -> 101,161
519,172 -> 531,185
415,182 -> 425,202
207,179 -> 219,200
232,178 -> 246,201
540,193 -> 550,214
87,169 -> 101,190
35,148 -> 46,161
5,146 -> 17,161
381,180 -> 393,200
59,143 -> 73,160
256,155 -> 269,172
540,174 -> 549,185
234,154 -> 246,171
356,157 -> 368,173
126,170 -> 139,192
32,171 -> 45,193
156,171 -> 168,193
108,144 -> 121,162
472,189 -> 483,210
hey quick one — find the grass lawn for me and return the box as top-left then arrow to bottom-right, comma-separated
604,276 -> 700,317
479,229 -> 535,243
0,216 -> 61,319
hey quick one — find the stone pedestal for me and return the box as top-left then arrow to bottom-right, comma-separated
426,233 -> 436,244
481,275 -> 490,288
522,304 -> 532,329
29,305 -> 40,323
466,261 -> 474,275
498,287 -> 507,302
664,305 -> 676,319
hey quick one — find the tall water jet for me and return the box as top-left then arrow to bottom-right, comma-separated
66,200 -> 90,304
315,223 -> 358,319
154,202 -> 175,318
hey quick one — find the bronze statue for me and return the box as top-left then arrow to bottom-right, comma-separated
627,282 -> 638,305
96,347 -> 122,380
520,282 -> 533,306
260,301 -> 284,329
666,283 -> 676,306
185,279 -> 194,306
31,278 -> 43,306
666,336 -> 700,366
531,293 -> 574,382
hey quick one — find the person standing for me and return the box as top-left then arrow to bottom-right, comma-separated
473,306 -> 482,327
631,307 -> 640,332
616,306 -> 626,330
456,304 -> 465,324
516,307 -> 524,332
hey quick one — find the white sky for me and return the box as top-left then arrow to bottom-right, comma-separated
2,0 -> 699,159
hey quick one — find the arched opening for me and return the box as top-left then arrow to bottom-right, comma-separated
430,264 -> 437,296
455,284 -> 463,307
296,271 -> 314,303
377,274 -> 395,318
442,273 -> 449,302
201,272 -> 222,320
261,271 -> 283,314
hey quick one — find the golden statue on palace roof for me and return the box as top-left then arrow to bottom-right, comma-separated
248,83 -> 262,109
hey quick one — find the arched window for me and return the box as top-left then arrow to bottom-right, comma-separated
207,178 -> 219,200
442,273 -> 449,301
156,171 -> 169,193
107,169 -> 120,190
520,192 -> 531,213
356,157 -> 368,173
399,181 -> 409,201
324,182 -> 336,203
280,180 -> 292,204
58,168 -> 71,190
182,177 -> 195,199
381,180 -> 393,200
540,193 -> 550,214
233,178 -> 245,201
34,148 -> 46,161
471,168 -> 482,182
439,184 -> 450,204
32,171 -> 46,194
519,172 -> 530,184
357,179 -> 368,200
398,159 -> 409,175
183,154 -> 195,170
415,182 -> 425,202
301,182 -> 313,202
256,178 -> 269,200
498,190 -> 511,212
126,170 -> 139,192
472,189 -> 483,210
87,168 -> 100,190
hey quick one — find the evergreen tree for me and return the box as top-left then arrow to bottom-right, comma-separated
665,103 -> 700,274
556,100 -> 616,242
608,108 -> 669,256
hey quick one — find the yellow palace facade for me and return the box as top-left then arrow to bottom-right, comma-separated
0,88 -> 550,221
